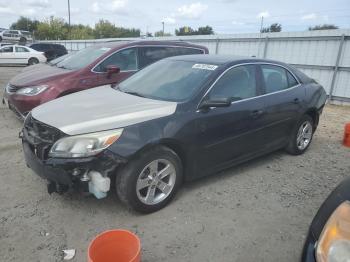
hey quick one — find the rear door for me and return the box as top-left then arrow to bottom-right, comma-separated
258,64 -> 304,148
0,46 -> 15,63
92,47 -> 138,87
195,64 -> 268,175
14,46 -> 30,64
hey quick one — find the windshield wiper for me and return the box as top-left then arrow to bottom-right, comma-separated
123,91 -> 146,98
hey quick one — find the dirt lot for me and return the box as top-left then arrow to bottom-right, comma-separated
0,66 -> 349,262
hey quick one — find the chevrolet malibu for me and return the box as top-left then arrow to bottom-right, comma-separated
21,55 -> 327,213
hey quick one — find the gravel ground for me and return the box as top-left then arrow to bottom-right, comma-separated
0,66 -> 349,262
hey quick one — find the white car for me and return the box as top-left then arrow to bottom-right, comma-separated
0,30 -> 33,43
0,45 -> 47,65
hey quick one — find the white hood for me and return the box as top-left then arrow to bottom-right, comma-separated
31,85 -> 177,135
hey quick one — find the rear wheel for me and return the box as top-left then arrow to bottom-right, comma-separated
286,115 -> 314,155
28,57 -> 39,65
0,36 -> 2,42
116,146 -> 183,213
19,37 -> 26,45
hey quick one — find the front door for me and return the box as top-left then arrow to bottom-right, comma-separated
194,64 -> 268,175
0,46 -> 15,64
94,47 -> 138,86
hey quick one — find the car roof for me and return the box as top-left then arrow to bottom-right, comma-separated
167,54 -> 292,67
1,45 -> 29,48
91,40 -> 206,50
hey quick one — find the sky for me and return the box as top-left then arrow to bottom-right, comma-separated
0,0 -> 349,35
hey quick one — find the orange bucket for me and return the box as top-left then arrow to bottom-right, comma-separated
344,123 -> 350,147
88,230 -> 141,262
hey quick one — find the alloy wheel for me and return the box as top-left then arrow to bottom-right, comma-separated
136,159 -> 176,205
296,121 -> 313,150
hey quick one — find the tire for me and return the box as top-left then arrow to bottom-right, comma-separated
286,115 -> 314,155
28,57 -> 39,65
19,37 -> 26,44
116,146 -> 183,213
0,36 -> 2,42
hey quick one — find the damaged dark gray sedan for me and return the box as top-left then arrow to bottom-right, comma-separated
21,55 -> 327,213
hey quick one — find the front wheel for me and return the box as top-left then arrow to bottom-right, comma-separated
286,115 -> 314,155
116,146 -> 183,213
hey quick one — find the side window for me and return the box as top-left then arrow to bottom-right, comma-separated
139,47 -> 169,69
15,47 -> 29,52
174,47 -> 204,55
94,48 -> 137,72
287,71 -> 299,87
209,65 -> 257,101
138,46 -> 204,69
1,46 -> 13,53
261,65 -> 290,94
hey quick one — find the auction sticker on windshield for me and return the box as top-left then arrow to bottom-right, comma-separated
192,64 -> 218,70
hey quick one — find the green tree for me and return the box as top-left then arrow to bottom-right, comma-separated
70,24 -> 94,40
175,25 -> 214,36
197,26 -> 214,35
154,30 -> 172,37
261,23 -> 282,33
308,24 -> 339,31
35,16 -> 68,40
94,19 -> 117,38
10,16 -> 40,32
94,19 -> 140,38
175,26 -> 195,36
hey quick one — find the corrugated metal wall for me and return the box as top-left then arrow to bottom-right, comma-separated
46,29 -> 350,102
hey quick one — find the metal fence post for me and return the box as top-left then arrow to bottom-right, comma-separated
215,38 -> 220,54
263,37 -> 269,58
329,34 -> 345,101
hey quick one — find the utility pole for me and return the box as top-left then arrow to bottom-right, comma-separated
68,0 -> 71,39
259,16 -> 264,33
162,21 -> 164,36
258,16 -> 264,58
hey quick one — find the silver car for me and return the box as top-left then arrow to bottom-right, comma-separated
0,30 -> 33,43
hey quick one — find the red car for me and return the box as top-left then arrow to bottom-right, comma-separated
2,41 -> 208,118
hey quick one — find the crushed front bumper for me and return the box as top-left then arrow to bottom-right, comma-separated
22,139 -> 126,195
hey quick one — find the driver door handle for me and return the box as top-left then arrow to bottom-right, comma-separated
250,109 -> 264,118
293,98 -> 300,104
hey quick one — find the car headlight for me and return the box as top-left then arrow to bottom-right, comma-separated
49,129 -> 123,158
316,201 -> 350,262
16,85 -> 48,96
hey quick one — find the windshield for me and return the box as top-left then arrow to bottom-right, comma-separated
49,53 -> 71,65
118,60 -> 217,102
56,46 -> 111,70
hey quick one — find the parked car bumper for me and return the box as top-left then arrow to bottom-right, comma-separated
301,176 -> 350,261
3,91 -> 41,117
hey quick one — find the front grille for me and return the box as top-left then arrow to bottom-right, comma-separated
6,83 -> 20,93
23,114 -> 64,160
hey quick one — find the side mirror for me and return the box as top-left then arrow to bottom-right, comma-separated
199,97 -> 231,110
106,65 -> 120,78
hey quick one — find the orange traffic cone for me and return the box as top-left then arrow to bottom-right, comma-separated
88,230 -> 141,262
343,123 -> 350,147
